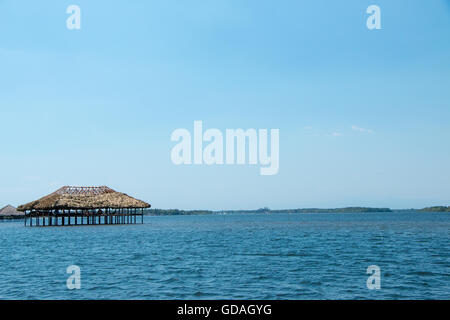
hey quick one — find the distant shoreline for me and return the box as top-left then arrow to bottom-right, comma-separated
2,206 -> 448,220
145,206 -> 450,216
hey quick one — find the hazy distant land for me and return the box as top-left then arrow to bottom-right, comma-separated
418,206 -> 450,212
2,206 -> 448,220
145,206 -> 450,216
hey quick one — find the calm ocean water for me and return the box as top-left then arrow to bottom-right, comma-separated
0,212 -> 448,299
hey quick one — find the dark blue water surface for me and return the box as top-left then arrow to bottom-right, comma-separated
0,212 -> 449,299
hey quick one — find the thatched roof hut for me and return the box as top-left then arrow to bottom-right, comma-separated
18,186 -> 150,211
0,205 -> 25,218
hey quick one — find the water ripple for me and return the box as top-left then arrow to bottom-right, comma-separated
0,212 -> 449,299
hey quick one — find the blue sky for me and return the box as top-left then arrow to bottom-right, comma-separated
0,0 -> 449,209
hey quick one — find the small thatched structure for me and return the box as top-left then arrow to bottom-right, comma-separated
18,186 -> 150,227
18,186 -> 150,211
0,205 -> 25,219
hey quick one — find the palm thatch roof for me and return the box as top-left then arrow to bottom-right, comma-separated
0,205 -> 25,217
17,186 -> 150,211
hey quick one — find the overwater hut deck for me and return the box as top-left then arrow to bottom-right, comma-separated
17,186 -> 150,227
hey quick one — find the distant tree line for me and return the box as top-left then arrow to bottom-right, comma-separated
418,206 -> 450,212
144,207 -> 393,216
262,207 -> 392,213
145,209 -> 213,216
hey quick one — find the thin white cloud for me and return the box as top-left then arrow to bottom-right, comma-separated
332,132 -> 343,137
351,125 -> 374,134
